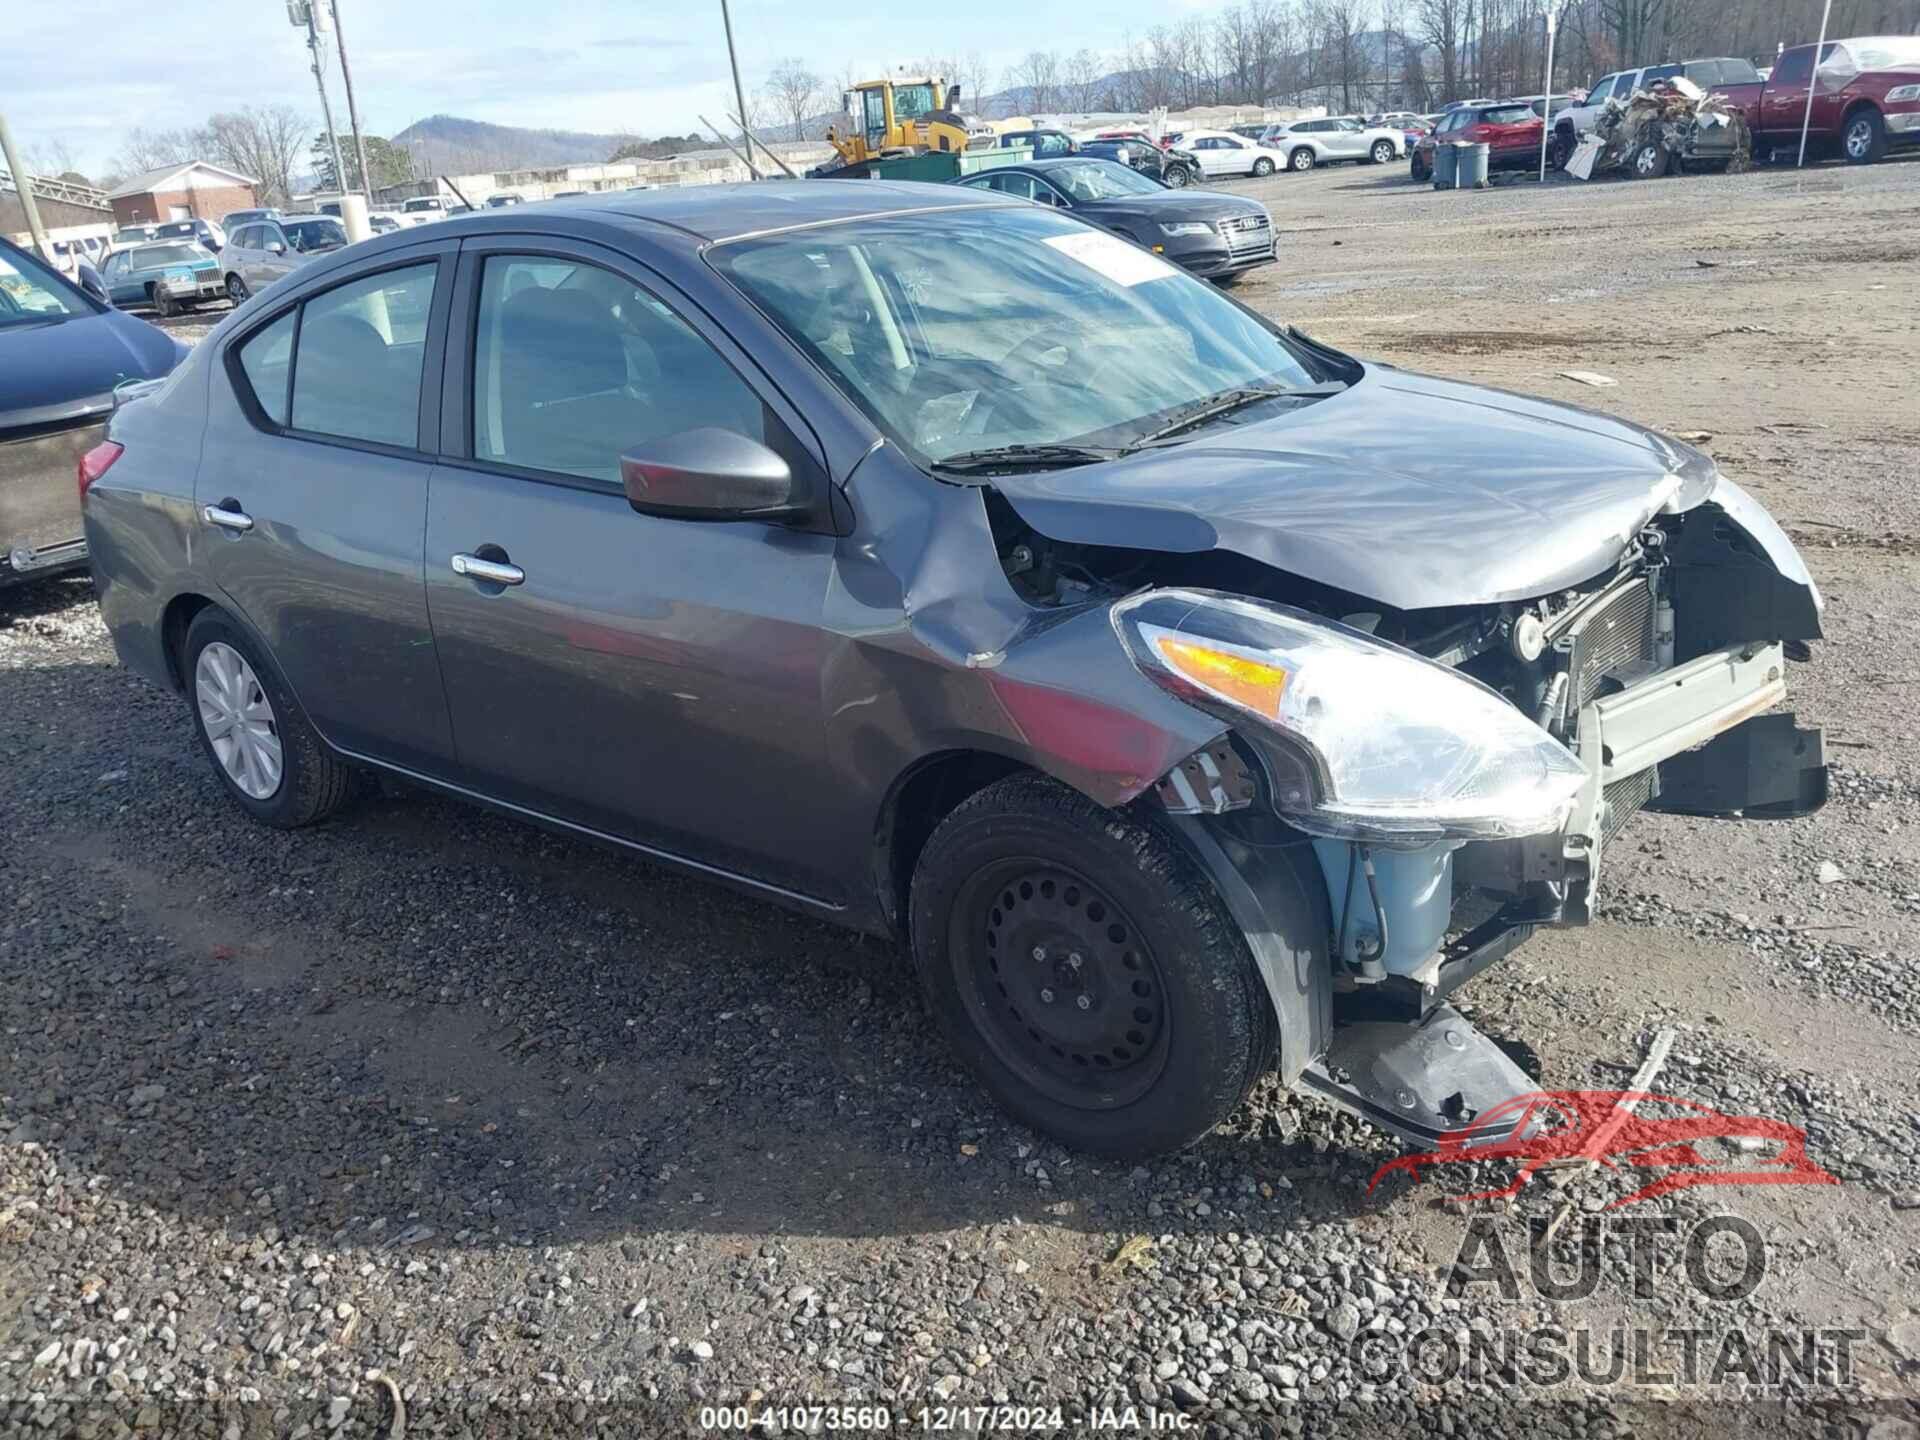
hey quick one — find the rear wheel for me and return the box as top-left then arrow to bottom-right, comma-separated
1843,108 -> 1888,164
1251,156 -> 1276,177
1549,128 -> 1576,170
1410,152 -> 1431,182
1289,147 -> 1316,172
1370,140 -> 1396,164
182,608 -> 357,829
909,774 -> 1274,1159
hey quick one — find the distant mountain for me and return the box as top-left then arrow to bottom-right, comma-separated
390,114 -> 643,174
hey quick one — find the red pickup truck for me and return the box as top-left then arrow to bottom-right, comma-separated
1748,35 -> 1920,163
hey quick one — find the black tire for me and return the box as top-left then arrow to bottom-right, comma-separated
1549,128 -> 1576,170
1842,108 -> 1888,165
1370,140 -> 1396,164
1251,156 -> 1276,177
226,273 -> 249,303
181,607 -> 357,829
1162,163 -> 1191,188
1289,147 -> 1316,172
908,774 -> 1273,1159
1410,152 -> 1431,183
1627,139 -> 1672,179
149,285 -> 176,318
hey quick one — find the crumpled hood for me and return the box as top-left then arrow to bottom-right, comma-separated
988,365 -> 1723,611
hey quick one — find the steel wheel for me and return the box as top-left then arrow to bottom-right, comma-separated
951,861 -> 1171,1111
150,287 -> 176,318
1630,141 -> 1670,178
195,641 -> 283,799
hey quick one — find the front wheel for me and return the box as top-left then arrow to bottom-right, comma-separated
1628,139 -> 1672,179
1549,128 -> 1576,170
1370,140 -> 1396,164
1410,153 -> 1431,182
909,774 -> 1274,1159
1251,156 -> 1276,177
1843,109 -> 1888,164
1162,163 -> 1191,188
226,273 -> 249,303
1289,147 -> 1316,172
150,286 -> 177,318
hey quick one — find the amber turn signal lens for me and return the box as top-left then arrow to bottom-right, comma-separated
1152,635 -> 1289,719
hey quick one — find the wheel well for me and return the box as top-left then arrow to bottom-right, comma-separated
160,593 -> 216,691
1842,99 -> 1882,124
874,750 -> 1027,937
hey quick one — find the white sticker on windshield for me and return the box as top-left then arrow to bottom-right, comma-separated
1042,231 -> 1182,287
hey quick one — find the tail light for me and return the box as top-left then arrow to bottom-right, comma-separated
77,440 -> 124,501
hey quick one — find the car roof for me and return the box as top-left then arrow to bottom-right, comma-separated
428,179 -> 1011,244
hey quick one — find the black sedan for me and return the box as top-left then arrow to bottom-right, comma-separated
1080,138 -> 1201,188
956,157 -> 1274,281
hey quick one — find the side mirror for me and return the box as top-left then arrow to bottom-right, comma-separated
77,266 -> 109,303
620,428 -> 806,523
267,241 -> 286,255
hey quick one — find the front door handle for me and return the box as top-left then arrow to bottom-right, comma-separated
451,552 -> 525,586
203,502 -> 253,533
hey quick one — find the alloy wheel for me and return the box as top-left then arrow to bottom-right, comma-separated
196,641 -> 283,799
1846,118 -> 1872,158
227,274 -> 249,303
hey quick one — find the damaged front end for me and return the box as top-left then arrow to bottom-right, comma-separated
1099,477 -> 1826,1148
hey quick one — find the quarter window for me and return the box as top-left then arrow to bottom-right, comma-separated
289,263 -> 437,446
470,255 -> 767,484
236,310 -> 296,426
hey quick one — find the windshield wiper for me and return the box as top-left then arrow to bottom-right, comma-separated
1123,382 -> 1349,451
930,442 -> 1122,476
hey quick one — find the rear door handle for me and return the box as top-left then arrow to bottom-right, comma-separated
451,553 -> 525,586
202,503 -> 253,533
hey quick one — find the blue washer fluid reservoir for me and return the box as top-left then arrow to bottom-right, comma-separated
1312,838 -> 1458,981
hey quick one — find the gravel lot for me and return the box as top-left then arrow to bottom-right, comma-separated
5,157 -> 1920,1438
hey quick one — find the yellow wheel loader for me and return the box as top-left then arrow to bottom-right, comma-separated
814,76 -> 997,177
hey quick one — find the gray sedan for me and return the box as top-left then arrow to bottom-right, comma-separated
82,183 -> 1827,1159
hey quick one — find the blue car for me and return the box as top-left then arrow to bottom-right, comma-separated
100,241 -> 226,317
1,236 -> 183,585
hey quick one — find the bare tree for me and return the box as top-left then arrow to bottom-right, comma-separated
1007,51 -> 1063,114
1311,0 -> 1373,113
763,58 -> 824,141
1419,0 -> 1468,101
111,126 -> 206,181
1065,48 -> 1107,111
202,106 -> 310,208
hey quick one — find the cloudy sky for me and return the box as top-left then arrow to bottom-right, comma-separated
10,0 -> 1181,176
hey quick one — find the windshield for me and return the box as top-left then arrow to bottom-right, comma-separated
285,219 -> 348,251
1045,160 -> 1165,200
404,198 -> 441,211
712,207 -> 1322,466
156,222 -> 199,238
1847,36 -> 1920,70
135,244 -> 209,267
0,247 -> 89,323
893,83 -> 936,120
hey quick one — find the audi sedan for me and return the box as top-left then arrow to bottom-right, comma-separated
82,182 -> 1826,1159
956,158 -> 1275,280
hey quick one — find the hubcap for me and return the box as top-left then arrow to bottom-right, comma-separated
953,863 -> 1169,1110
196,642 -> 283,800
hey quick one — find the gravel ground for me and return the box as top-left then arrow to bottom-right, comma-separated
5,157 -> 1920,1438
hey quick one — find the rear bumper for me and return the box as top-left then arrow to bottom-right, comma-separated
2,419 -> 103,586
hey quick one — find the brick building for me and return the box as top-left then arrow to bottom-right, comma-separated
106,162 -> 258,226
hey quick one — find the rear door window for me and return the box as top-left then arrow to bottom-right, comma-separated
288,263 -> 438,446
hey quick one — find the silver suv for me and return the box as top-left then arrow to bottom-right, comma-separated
220,216 -> 350,303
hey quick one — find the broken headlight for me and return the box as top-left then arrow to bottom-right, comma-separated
1113,588 -> 1587,845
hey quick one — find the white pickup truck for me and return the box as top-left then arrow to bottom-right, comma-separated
1551,56 -> 1764,166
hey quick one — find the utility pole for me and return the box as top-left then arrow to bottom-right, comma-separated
296,2 -> 348,199
0,111 -> 53,262
716,0 -> 762,179
329,0 -> 374,202
1538,4 -> 1559,183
